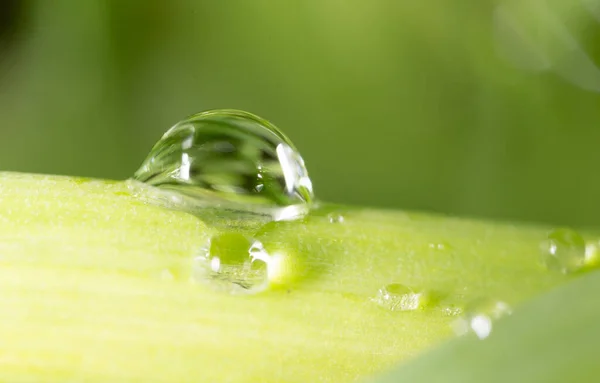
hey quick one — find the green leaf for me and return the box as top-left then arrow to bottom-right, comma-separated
0,172 -> 585,382
372,270 -> 600,383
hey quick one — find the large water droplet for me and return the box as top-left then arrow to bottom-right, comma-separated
540,228 -> 586,273
192,232 -> 271,294
133,109 -> 314,221
452,298 -> 512,339
371,283 -> 431,311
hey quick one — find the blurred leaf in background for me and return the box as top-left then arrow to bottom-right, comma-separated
0,0 -> 599,226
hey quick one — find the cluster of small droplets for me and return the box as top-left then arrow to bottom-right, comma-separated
370,283 -> 512,340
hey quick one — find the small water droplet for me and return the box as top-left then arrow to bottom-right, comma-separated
371,283 -> 431,311
327,213 -> 344,224
452,298 -> 512,339
192,232 -> 275,294
132,109 -> 314,221
540,228 -> 586,273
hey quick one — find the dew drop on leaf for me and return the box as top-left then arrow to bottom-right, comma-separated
192,232 -> 271,294
327,213 -> 344,224
540,228 -> 586,273
132,109 -> 314,221
371,283 -> 431,312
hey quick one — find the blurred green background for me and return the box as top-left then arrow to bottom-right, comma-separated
0,0 -> 599,226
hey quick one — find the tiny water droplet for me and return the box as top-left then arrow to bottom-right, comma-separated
540,228 -> 586,273
452,298 -> 512,339
192,233 -> 267,293
192,232 -> 274,294
327,213 -> 344,224
371,283 -> 431,311
133,109 -> 314,221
